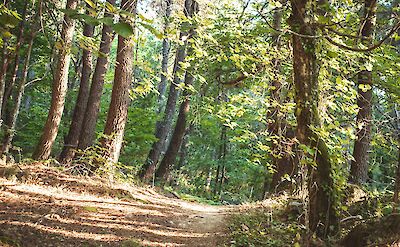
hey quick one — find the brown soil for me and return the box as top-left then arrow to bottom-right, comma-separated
0,163 -> 232,247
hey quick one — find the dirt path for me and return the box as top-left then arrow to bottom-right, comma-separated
0,164 -> 232,247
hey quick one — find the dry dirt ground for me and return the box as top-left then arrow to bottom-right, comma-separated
0,163 -> 233,247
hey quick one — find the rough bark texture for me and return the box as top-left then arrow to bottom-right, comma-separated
59,23 -> 94,164
156,71 -> 195,181
32,0 -> 79,160
1,34 -> 34,155
78,0 -> 116,150
289,0 -> 337,238
1,2 -> 28,119
350,0 -> 376,184
100,0 -> 137,163
139,0 -> 195,181
154,0 -> 198,182
157,0 -> 173,111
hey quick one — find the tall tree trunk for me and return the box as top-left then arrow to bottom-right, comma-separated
1,1 -> 28,119
176,125 -> 191,170
139,0 -> 196,181
155,0 -> 198,181
157,0 -> 173,112
0,39 -> 11,127
1,33 -> 35,154
289,0 -> 337,238
350,0 -> 376,184
100,0 -> 137,163
0,1 -> 11,121
217,128 -> 227,196
59,23 -> 94,164
32,0 -> 79,160
393,104 -> 400,213
155,72 -> 195,181
78,0 -> 116,150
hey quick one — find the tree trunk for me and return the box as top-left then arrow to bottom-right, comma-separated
100,0 -> 137,163
59,23 -> 94,164
139,0 -> 196,181
155,0 -> 198,181
1,34 -> 34,155
157,0 -> 173,111
176,125 -> 191,170
155,71 -> 195,181
393,104 -> 400,212
289,0 -> 337,238
32,0 -> 79,160
1,1 -> 28,119
0,39 -> 11,127
350,0 -> 376,184
78,0 -> 116,150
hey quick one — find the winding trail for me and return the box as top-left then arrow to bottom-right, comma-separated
0,163 -> 232,247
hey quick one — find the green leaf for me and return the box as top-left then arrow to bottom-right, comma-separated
99,17 -> 114,26
112,22 -> 134,38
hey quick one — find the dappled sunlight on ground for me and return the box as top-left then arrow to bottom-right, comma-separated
0,163 -> 230,246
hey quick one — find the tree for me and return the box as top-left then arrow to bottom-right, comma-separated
288,0 -> 337,238
157,0 -> 173,111
59,21 -> 95,164
155,0 -> 199,181
78,0 -> 116,150
139,0 -> 196,181
350,0 -> 376,184
1,1 -> 28,121
1,1 -> 42,155
32,0 -> 79,160
100,0 -> 137,163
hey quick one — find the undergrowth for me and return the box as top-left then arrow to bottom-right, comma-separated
225,199 -> 305,247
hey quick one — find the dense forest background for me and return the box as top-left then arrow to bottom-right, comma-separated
1,0 -> 400,245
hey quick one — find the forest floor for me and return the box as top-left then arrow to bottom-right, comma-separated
0,162 -> 236,247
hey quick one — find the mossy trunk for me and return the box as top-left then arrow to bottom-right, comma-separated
289,0 -> 337,238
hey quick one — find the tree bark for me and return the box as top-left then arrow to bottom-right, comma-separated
154,0 -> 199,182
289,0 -> 337,238
100,0 -> 137,163
157,0 -> 173,111
139,0 -> 196,181
0,39 -> 11,127
350,0 -> 376,184
155,71 -> 195,181
1,1 -> 28,119
176,125 -> 191,170
78,0 -> 116,150
59,22 -> 94,164
32,0 -> 79,160
1,33 -> 35,154
393,104 -> 400,212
